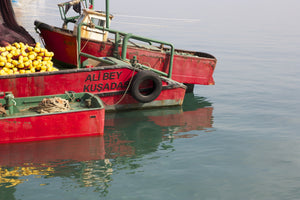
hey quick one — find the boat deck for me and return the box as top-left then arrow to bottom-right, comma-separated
0,92 -> 104,119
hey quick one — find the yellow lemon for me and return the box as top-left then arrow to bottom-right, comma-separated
8,69 -> 13,75
12,50 -> 19,57
16,49 -> 21,55
5,46 -> 11,51
29,51 -> 36,56
21,51 -> 28,57
44,51 -> 51,57
24,62 -> 30,67
43,57 -> 50,61
0,69 -> 6,75
7,53 -> 13,59
32,60 -> 39,66
28,54 -> 35,60
3,67 -> 9,72
27,46 -> 34,51
1,51 -> 8,57
0,56 -> 5,62
12,60 -> 18,66
17,63 -> 24,69
23,56 -> 29,62
34,47 -> 40,53
41,65 -> 47,71
5,63 -> 13,68
19,42 -> 25,49
10,50 -> 16,56
47,66 -> 53,71
13,42 -> 20,49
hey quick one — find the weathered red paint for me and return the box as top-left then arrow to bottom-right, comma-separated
36,24 -> 216,85
0,109 -> 104,144
0,66 -> 186,110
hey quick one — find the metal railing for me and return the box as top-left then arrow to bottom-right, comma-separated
76,22 -> 174,78
58,0 -> 94,27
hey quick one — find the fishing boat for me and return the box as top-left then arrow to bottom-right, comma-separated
0,92 -> 105,143
34,0 -> 217,91
0,0 -> 187,111
0,56 -> 186,110
0,1 -> 186,110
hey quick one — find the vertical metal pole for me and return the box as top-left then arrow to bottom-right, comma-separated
90,0 -> 94,7
106,0 -> 109,28
113,32 -> 120,58
5,92 -> 15,115
77,23 -> 82,68
121,33 -> 132,60
168,45 -> 174,79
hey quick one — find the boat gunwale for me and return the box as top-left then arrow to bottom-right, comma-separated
34,20 -> 217,61
0,107 -> 103,119
0,63 -> 132,79
0,60 -> 186,92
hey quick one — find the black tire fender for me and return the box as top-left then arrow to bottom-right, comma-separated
130,71 -> 162,103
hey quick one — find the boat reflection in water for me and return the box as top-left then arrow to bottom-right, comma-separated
105,93 -> 213,157
0,136 -> 107,189
0,93 -> 213,197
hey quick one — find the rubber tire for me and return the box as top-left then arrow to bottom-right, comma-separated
131,71 -> 162,103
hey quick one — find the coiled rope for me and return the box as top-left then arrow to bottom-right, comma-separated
30,97 -> 71,113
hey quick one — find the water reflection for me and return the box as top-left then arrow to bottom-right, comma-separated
105,93 -> 213,157
0,93 -> 213,198
0,136 -> 106,188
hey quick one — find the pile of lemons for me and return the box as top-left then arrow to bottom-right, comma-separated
0,42 -> 58,76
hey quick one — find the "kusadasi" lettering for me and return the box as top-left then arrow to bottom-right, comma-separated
83,71 -> 129,92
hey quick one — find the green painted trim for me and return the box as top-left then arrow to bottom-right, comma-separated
0,92 -> 104,118
74,0 -> 174,78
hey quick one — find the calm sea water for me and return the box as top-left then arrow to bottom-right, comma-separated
1,0 -> 300,199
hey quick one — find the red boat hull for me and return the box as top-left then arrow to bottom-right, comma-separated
0,66 -> 186,111
0,109 -> 104,144
35,21 -> 216,85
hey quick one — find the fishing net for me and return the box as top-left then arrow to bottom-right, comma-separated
0,0 -> 35,46
30,97 -> 71,114
0,103 -> 7,116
